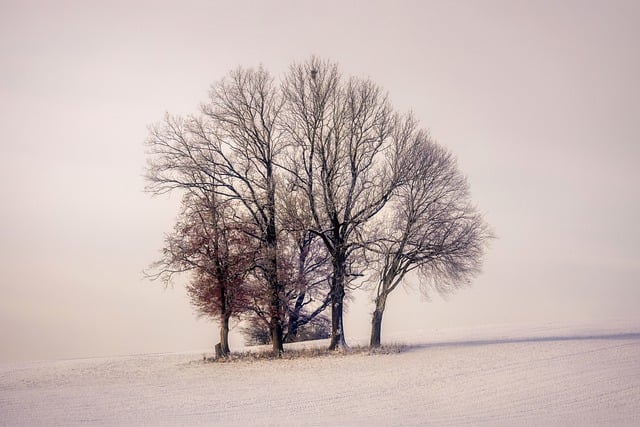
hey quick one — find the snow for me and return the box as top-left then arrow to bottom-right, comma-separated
1,322 -> 639,426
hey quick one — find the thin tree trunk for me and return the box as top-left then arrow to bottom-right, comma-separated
287,238 -> 309,343
219,313 -> 231,356
268,255 -> 284,355
370,293 -> 387,348
286,292 -> 305,342
217,277 -> 230,356
286,314 -> 298,343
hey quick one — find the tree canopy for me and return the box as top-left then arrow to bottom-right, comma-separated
144,56 -> 491,355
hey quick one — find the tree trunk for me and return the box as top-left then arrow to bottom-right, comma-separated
328,251 -> 348,350
329,287 -> 347,350
219,313 -> 231,356
266,166 -> 284,356
266,242 -> 284,355
271,318 -> 284,354
268,250 -> 284,355
370,294 -> 387,348
286,292 -> 305,342
287,240 -> 309,343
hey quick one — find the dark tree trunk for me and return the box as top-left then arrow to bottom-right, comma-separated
286,238 -> 309,343
219,313 -> 231,356
267,242 -> 284,355
370,294 -> 387,348
329,287 -> 347,350
286,315 -> 298,343
270,317 -> 284,354
263,168 -> 285,355
328,250 -> 348,350
370,311 -> 383,348
266,167 -> 284,356
286,292 -> 306,342
268,250 -> 284,355
217,276 -> 231,357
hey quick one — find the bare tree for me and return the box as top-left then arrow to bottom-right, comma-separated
277,183 -> 333,341
281,57 -> 414,350
145,56 -> 491,355
240,227 -> 332,345
241,312 -> 330,346
367,135 -> 492,347
282,230 -> 331,341
146,66 -> 288,355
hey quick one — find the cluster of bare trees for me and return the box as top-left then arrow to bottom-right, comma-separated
145,57 -> 491,356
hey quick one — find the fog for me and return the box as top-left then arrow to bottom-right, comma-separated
1,0 -> 638,362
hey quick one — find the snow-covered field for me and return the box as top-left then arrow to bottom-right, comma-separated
1,322 -> 639,426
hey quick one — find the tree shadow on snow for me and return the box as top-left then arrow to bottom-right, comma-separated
403,331 -> 640,352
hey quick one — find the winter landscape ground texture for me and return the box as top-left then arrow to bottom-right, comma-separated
1,322 -> 639,426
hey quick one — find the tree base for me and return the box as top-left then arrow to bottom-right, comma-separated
215,343 -> 228,359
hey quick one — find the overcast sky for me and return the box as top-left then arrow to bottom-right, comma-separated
1,0 -> 638,362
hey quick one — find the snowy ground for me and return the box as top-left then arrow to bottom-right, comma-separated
1,322 -> 639,426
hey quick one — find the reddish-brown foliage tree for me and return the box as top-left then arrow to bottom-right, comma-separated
148,192 -> 257,356
145,66 -> 288,355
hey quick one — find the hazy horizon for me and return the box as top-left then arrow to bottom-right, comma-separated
1,0 -> 639,363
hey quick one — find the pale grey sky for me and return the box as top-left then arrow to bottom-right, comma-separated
1,0 -> 638,362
